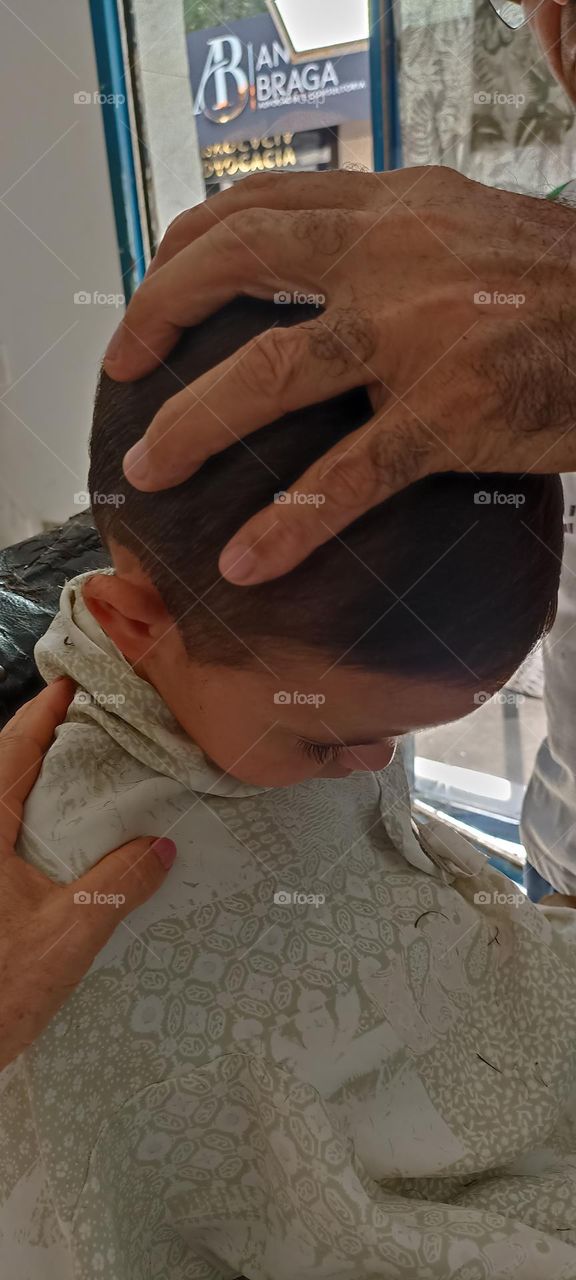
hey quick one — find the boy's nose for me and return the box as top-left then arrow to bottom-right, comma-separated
342,741 -> 396,773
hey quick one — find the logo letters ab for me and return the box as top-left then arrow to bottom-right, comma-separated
194,37 -> 249,123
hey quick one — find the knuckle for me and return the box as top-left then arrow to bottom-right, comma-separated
151,210 -> 197,267
236,327 -> 303,410
371,418 -> 435,488
322,444 -> 383,512
402,165 -> 465,210
291,208 -> 354,256
320,418 -> 436,513
235,171 -> 282,195
398,164 -> 428,181
309,308 -> 378,372
268,508 -> 317,559
164,208 -> 194,239
142,391 -> 184,448
218,207 -> 274,252
335,168 -> 379,200
427,163 -> 459,185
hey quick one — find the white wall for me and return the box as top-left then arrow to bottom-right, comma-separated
131,0 -> 205,239
338,121 -> 373,171
0,0 -> 124,546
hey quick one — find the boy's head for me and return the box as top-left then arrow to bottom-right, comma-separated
87,298 -> 563,786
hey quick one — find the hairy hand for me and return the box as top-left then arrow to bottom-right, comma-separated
103,167 -> 576,583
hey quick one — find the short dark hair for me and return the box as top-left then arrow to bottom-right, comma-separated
89,298 -> 563,685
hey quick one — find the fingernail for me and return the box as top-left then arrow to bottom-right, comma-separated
123,439 -> 150,484
219,543 -> 259,583
105,324 -> 124,363
151,838 -> 177,870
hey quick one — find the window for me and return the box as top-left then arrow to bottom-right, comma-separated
119,0 -> 373,248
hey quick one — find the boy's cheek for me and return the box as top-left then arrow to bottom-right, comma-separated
198,738 -> 299,787
147,661 -> 317,785
194,729 -> 317,787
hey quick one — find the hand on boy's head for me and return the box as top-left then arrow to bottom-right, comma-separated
0,681 -> 177,1068
102,167 -> 576,584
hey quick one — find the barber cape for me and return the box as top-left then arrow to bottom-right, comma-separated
521,190 -> 576,888
522,473 -> 576,896
4,571 -> 576,1280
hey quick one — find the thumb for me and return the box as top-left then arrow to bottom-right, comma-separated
66,836 -> 177,941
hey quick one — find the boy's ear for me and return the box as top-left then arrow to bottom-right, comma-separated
83,572 -> 171,663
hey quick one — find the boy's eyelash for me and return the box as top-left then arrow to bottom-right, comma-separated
298,740 -> 344,764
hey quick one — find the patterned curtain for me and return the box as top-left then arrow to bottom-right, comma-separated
397,0 -> 576,194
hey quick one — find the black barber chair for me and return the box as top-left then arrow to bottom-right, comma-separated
0,513 -> 110,728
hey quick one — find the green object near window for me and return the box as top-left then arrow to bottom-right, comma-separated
548,181 -> 573,201
183,0 -> 265,32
